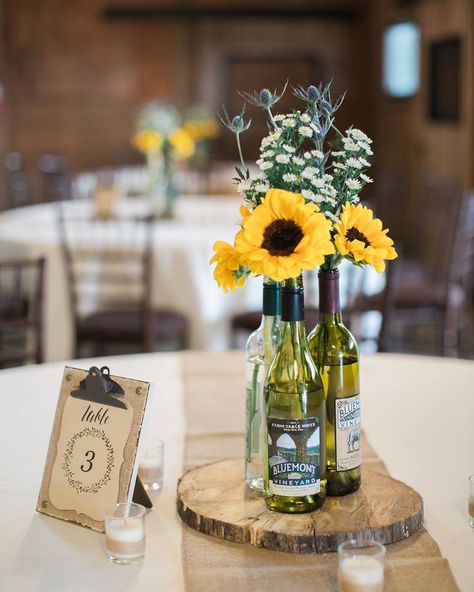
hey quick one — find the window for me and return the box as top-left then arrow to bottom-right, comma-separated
383,21 -> 420,98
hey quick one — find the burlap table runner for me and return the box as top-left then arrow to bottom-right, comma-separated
180,352 -> 460,592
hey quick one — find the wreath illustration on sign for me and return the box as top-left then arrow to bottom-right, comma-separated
62,427 -> 115,494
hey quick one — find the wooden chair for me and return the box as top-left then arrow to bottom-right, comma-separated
58,210 -> 189,356
0,258 -> 46,367
39,153 -> 72,202
344,257 -> 399,353
376,184 -> 473,357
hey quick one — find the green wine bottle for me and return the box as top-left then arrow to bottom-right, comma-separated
264,276 -> 326,513
308,270 -> 361,496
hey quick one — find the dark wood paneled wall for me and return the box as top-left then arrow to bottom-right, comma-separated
0,0 -> 370,176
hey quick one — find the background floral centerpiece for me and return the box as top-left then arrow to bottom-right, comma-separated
133,102 -> 195,217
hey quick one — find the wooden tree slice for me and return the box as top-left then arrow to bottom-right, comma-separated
177,459 -> 423,554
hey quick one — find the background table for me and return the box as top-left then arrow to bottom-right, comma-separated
0,351 -> 472,591
0,196 -> 260,361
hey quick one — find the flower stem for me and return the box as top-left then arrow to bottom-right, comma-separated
266,107 -> 277,130
235,132 -> 246,171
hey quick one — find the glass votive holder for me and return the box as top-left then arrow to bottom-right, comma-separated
338,539 -> 386,592
469,475 -> 474,528
138,438 -> 164,492
104,502 -> 146,565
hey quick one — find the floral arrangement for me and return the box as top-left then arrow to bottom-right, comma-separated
133,102 -> 195,161
133,102 -> 219,161
132,102 -> 219,215
211,82 -> 397,290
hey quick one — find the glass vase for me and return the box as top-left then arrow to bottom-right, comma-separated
245,278 -> 280,492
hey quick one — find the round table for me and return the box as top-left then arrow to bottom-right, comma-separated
0,196 -> 260,361
0,351 -> 472,591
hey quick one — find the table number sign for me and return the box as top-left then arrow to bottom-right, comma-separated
37,365 -> 153,532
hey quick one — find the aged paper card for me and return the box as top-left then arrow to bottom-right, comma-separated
37,365 -> 152,532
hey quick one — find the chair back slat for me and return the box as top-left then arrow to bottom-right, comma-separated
58,208 -> 153,320
0,258 -> 46,366
415,174 -> 462,288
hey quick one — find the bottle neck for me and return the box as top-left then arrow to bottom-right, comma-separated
280,277 -> 308,348
262,278 -> 281,317
318,270 -> 342,324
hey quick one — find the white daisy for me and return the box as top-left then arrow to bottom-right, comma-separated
360,173 -> 373,183
324,174 -> 334,182
302,189 -> 317,202
331,150 -> 345,157
322,185 -> 337,197
283,118 -> 296,128
311,150 -> 325,160
273,114 -> 285,122
292,156 -> 305,166
348,128 -> 372,143
263,149 -> 274,158
311,178 -> 325,189
237,178 -> 252,193
303,151 -> 312,160
343,140 -> 359,152
282,173 -> 297,183
358,141 -> 373,155
324,211 -> 340,224
358,157 -> 371,167
302,166 -> 318,179
259,161 -> 273,171
346,158 -> 363,170
283,144 -> 296,153
301,113 -> 311,122
333,162 -> 346,170
255,182 -> 270,193
276,153 -> 290,164
299,125 -> 313,138
345,178 -> 362,191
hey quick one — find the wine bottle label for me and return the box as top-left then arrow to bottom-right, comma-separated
335,395 -> 361,471
267,417 -> 321,496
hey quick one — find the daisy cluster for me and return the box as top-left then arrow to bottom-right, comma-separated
330,128 -> 373,209
236,117 -> 373,227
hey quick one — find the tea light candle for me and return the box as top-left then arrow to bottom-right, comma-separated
106,520 -> 145,560
139,456 -> 162,478
138,439 -> 164,491
338,556 -> 384,592
104,503 -> 146,564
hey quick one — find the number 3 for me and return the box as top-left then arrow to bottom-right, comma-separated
81,450 -> 95,473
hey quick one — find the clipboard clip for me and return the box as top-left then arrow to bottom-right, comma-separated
71,366 -> 127,409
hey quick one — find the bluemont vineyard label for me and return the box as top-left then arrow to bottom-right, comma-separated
335,394 -> 361,471
267,417 -> 321,496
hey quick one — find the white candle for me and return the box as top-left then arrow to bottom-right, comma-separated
338,556 -> 384,592
138,444 -> 164,490
139,457 -> 162,470
105,519 -> 145,560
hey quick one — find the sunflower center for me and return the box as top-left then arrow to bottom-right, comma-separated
346,227 -> 370,247
262,219 -> 304,256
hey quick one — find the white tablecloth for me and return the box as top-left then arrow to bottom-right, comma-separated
0,351 -> 472,591
0,197 -> 260,361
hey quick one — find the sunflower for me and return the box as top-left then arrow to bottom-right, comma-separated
235,188 -> 334,282
133,130 -> 163,154
169,127 -> 195,160
210,240 -> 248,292
334,203 -> 398,272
